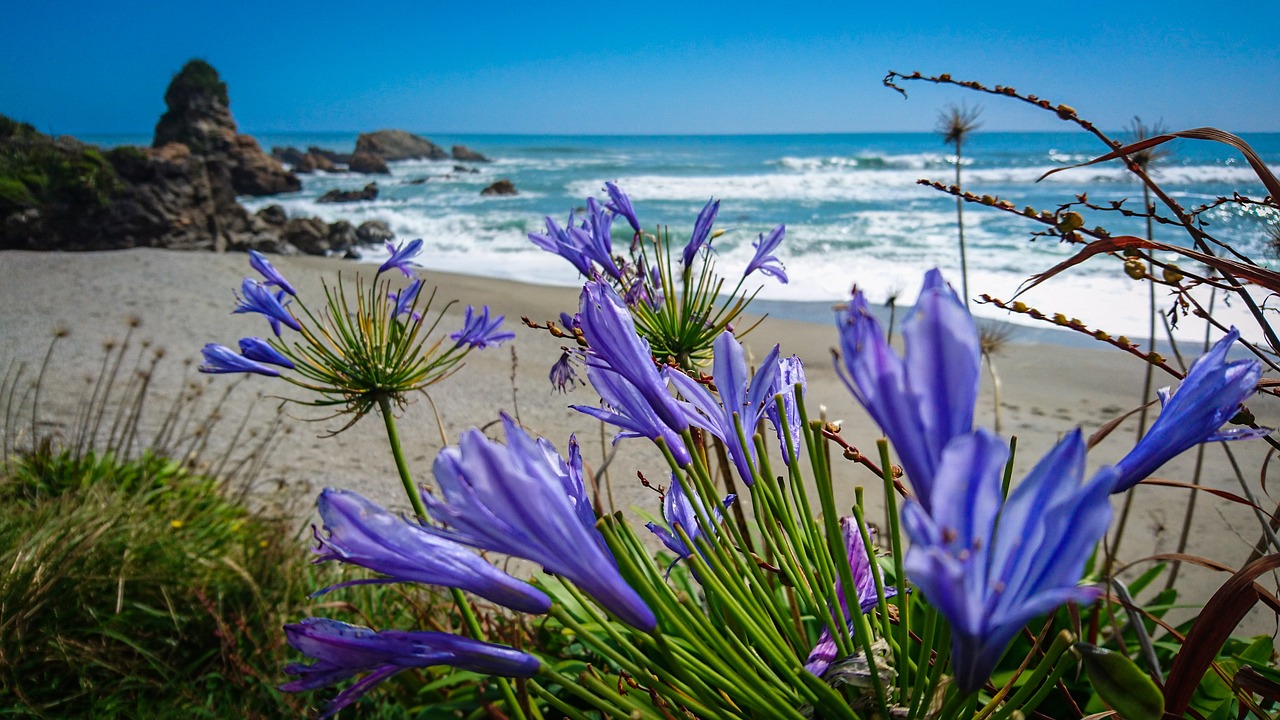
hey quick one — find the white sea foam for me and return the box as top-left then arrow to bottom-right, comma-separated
243,133 -> 1280,346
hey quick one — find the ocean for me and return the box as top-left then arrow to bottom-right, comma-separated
90,131 -> 1280,344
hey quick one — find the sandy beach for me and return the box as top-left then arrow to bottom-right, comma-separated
3,247 -> 1277,636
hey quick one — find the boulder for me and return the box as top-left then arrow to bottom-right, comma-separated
272,146 -> 307,166
348,151 -> 390,175
480,179 -> 518,196
317,183 -> 378,204
451,145 -> 490,162
305,152 -> 335,172
153,60 -> 299,197
281,217 -> 330,254
327,220 -> 358,254
407,177 -> 429,185
355,129 -> 447,161
255,204 -> 288,227
452,165 -> 480,174
356,219 -> 395,245
308,146 -> 353,165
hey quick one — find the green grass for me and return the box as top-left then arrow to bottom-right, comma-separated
0,446 -> 310,718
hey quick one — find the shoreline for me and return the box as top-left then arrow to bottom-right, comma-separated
3,247 -> 1278,636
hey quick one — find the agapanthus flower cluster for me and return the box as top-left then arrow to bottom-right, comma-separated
286,414 -> 661,712
199,242 -> 510,422
836,268 -> 1264,693
528,182 -> 788,370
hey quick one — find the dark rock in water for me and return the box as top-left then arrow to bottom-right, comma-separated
355,129 -> 447,161
282,217 -> 330,254
153,60 -> 299,197
356,219 -> 395,245
451,145 -> 490,163
256,204 -> 288,227
308,146 -> 353,165
327,220 -> 358,254
407,177 -> 429,185
452,165 -> 480,174
480,179 -> 517,196
348,151 -> 390,175
272,146 -> 307,167
306,152 -> 335,172
317,183 -> 378,204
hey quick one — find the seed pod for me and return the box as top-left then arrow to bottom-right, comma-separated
1125,258 -> 1147,280
1057,211 -> 1085,233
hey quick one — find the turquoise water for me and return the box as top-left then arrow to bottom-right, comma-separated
88,131 -> 1280,340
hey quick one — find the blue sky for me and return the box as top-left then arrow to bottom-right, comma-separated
3,1 -> 1276,135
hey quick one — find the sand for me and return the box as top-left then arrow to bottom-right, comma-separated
2,247 -> 1277,636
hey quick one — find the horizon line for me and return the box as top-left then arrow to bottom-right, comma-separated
62,128 -> 1280,139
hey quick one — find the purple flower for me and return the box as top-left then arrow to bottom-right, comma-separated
572,282 -> 691,465
198,343 -> 281,376
549,351 -> 581,393
604,181 -> 641,234
901,429 -> 1114,692
765,355 -> 806,464
645,475 -> 735,575
1111,327 -> 1265,492
744,224 -> 787,283
835,269 -> 980,512
248,249 -> 297,296
682,197 -> 721,268
805,517 -> 895,676
309,488 -> 551,614
665,331 -> 780,484
574,197 -> 622,281
237,337 -> 295,369
622,258 -> 664,309
281,618 -> 538,718
425,415 -> 657,631
449,305 -> 515,349
529,214 -> 594,277
388,279 -> 422,320
575,364 -> 692,466
233,278 -> 301,336
378,239 -> 424,278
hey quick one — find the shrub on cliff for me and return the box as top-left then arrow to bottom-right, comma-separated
0,116 -> 122,215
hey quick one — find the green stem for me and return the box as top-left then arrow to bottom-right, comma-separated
375,395 -> 526,720
878,440 -> 912,695
377,395 -> 429,519
986,631 -> 1073,720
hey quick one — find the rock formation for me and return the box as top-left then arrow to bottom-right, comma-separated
355,130 -> 447,161
480,179 -> 518,196
356,220 -> 394,244
0,60 -> 399,256
347,151 -> 389,175
0,115 -> 281,252
451,145 -> 490,162
317,183 -> 379,204
153,60 -> 299,196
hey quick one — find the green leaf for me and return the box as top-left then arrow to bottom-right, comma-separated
1125,562 -> 1166,597
1076,643 -> 1164,720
